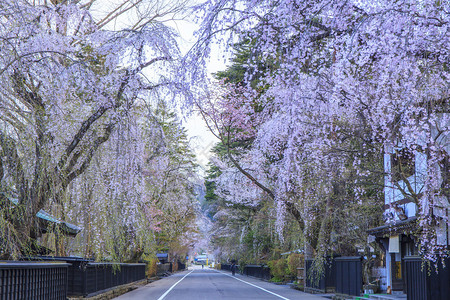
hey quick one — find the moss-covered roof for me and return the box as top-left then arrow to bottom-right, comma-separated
8,197 -> 81,236
367,216 -> 418,238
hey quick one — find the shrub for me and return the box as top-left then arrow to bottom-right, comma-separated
268,258 -> 288,281
287,253 -> 304,276
144,256 -> 158,277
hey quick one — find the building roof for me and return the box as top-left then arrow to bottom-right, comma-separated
367,216 -> 418,238
156,253 -> 168,259
281,249 -> 303,256
8,197 -> 81,236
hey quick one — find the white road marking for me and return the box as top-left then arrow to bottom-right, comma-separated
157,270 -> 194,300
215,270 -> 290,300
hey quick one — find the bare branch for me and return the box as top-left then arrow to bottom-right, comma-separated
65,123 -> 114,186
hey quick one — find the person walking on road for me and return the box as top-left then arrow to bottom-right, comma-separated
231,263 -> 236,276
202,264 -> 204,269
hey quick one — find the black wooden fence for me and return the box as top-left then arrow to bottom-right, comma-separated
81,263 -> 145,297
178,261 -> 186,271
305,258 -> 336,293
0,261 -> 69,300
305,260 -> 326,292
24,256 -> 145,297
157,263 -> 172,276
404,256 -> 450,300
221,264 -> 240,273
219,256 -> 450,299
335,256 -> 362,296
220,264 -> 232,271
304,255 -> 450,298
243,265 -> 271,280
26,256 -> 92,296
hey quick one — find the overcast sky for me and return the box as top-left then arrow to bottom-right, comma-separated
168,16 -> 225,174
93,0 -> 223,173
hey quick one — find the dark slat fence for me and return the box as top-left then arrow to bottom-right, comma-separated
404,256 -> 450,300
305,258 -> 336,293
243,265 -> 271,280
305,260 -> 326,292
25,256 -> 92,296
24,256 -> 145,297
221,264 -> 240,273
335,256 -> 362,296
156,263 -> 172,276
0,261 -> 69,300
82,263 -> 145,297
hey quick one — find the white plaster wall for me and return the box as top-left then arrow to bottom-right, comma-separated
386,253 -> 391,290
384,151 -> 427,213
404,202 -> 417,218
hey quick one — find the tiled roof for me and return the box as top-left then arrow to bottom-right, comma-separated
368,216 -> 418,238
7,197 -> 81,236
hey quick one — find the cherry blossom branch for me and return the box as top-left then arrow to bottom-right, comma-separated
65,123 -> 114,185
58,52 -> 167,175
96,0 -> 144,29
0,132 -> 26,202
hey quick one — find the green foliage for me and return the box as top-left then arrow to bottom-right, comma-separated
268,258 -> 288,282
269,277 -> 283,283
215,39 -> 279,89
287,253 -> 303,276
142,254 -> 158,278
203,162 -> 221,218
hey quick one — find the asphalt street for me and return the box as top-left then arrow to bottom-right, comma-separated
114,265 -> 328,300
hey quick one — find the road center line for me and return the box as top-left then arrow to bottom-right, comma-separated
215,270 -> 290,300
157,270 -> 194,300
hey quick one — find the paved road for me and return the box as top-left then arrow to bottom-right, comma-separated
115,266 -> 328,300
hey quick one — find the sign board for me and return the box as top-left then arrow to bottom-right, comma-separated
389,235 -> 400,253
